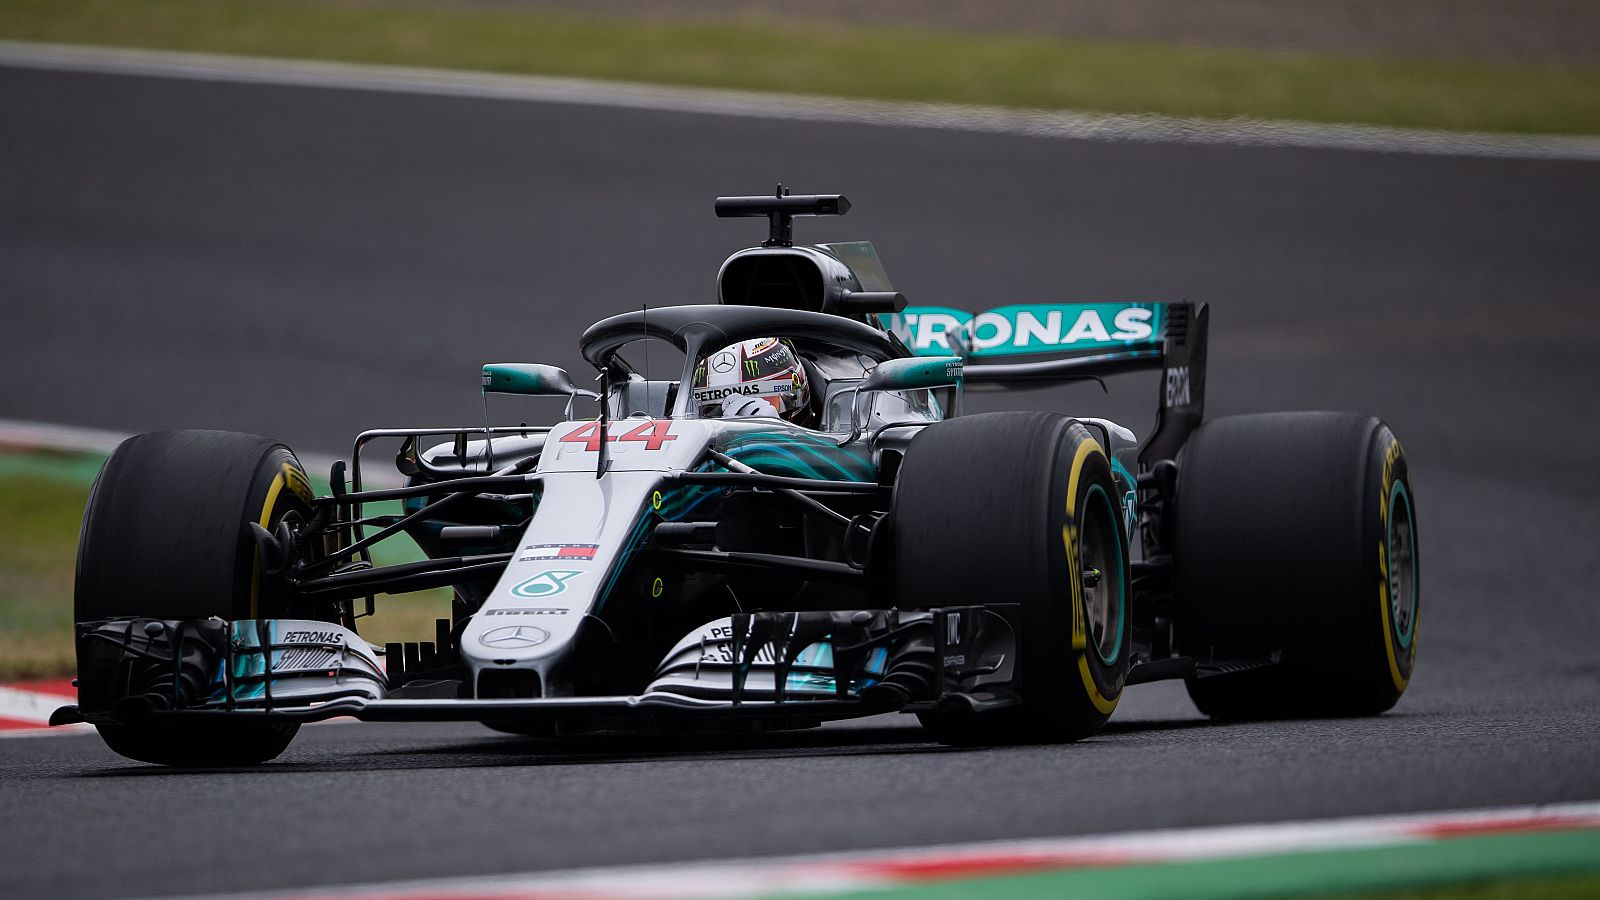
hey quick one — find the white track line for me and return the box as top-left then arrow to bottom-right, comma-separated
3,40 -> 1598,162
0,684 -> 91,738
0,417 -> 398,488
169,801 -> 1600,900
0,685 -> 70,722
0,419 -> 130,456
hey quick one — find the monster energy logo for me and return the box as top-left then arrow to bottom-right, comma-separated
743,359 -> 760,376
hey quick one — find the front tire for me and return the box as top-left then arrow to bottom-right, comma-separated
1174,412 -> 1419,719
892,412 -> 1131,744
76,430 -> 315,765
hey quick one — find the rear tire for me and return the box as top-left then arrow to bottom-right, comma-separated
892,412 -> 1131,744
1173,412 -> 1418,719
76,430 -> 316,765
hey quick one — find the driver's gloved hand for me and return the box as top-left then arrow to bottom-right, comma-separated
722,397 -> 779,418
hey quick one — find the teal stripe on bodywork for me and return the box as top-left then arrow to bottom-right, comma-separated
603,434 -> 872,607
596,501 -> 657,609
719,431 -> 873,481
1109,456 -> 1137,538
655,461 -> 718,523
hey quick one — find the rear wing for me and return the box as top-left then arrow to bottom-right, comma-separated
880,302 -> 1208,466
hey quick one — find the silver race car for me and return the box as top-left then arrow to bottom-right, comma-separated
58,189 -> 1419,765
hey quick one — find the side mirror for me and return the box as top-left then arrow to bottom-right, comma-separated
481,363 -> 599,399
859,356 -> 963,393
837,356 -> 963,445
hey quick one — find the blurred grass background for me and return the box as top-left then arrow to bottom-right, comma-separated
1319,871 -> 1600,900
0,450 -> 449,679
0,0 -> 1596,134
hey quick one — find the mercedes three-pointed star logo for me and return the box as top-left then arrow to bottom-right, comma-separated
479,624 -> 551,649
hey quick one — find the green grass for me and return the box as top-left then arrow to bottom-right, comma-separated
1319,870 -> 1600,899
0,450 -> 448,680
832,828 -> 1600,900
0,468 -> 86,679
1,0 -> 1598,134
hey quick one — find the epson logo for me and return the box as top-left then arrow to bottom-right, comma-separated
1165,366 -> 1191,408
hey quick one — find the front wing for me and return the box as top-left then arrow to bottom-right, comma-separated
54,607 -> 1023,731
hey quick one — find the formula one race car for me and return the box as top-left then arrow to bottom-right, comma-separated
56,189 -> 1420,765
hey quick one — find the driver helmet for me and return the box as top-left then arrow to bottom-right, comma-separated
692,337 -> 813,424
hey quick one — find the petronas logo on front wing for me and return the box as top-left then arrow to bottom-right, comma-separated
511,570 -> 585,599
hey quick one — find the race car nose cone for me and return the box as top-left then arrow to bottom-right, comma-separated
478,625 -> 552,650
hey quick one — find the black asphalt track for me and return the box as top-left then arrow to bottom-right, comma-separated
2,63 -> 1599,899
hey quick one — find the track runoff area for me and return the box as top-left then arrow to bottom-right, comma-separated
0,419 -> 370,738
3,42 -> 1599,900
0,679 -> 83,736
171,803 -> 1600,900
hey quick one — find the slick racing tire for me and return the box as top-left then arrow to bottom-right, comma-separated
77,430 -> 315,766
892,412 -> 1131,745
1173,412 -> 1418,720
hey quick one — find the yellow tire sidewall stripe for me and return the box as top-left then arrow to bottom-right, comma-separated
1377,539 -> 1408,692
1061,435 -> 1117,715
1079,654 -> 1118,715
1376,441 -> 1411,693
250,469 -> 288,619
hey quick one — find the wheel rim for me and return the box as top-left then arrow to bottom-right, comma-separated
1079,483 -> 1125,666
1388,480 -> 1418,649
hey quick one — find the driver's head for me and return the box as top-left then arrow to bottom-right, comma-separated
692,338 -> 813,424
